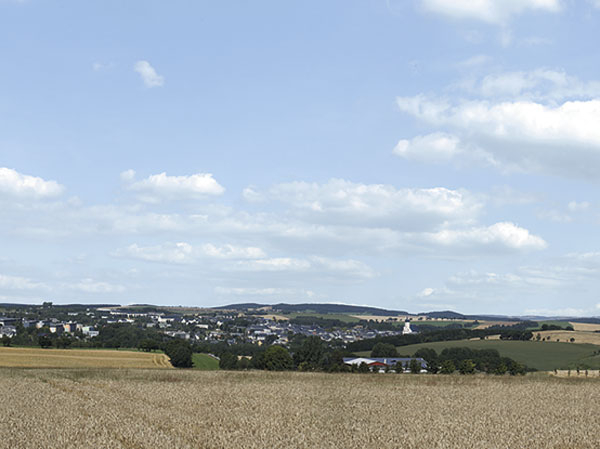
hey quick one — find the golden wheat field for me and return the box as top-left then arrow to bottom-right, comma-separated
0,346 -> 172,369
0,369 -> 599,449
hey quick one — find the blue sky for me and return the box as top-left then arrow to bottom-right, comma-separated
2,0 -> 600,315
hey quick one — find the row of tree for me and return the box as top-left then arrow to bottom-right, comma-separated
413,347 -> 527,375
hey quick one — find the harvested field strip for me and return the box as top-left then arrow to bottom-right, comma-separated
0,369 -> 599,448
0,347 -> 172,369
535,330 -> 600,345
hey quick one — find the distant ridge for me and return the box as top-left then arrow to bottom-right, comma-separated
214,302 -> 409,316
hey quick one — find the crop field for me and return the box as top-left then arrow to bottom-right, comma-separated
0,369 -> 599,448
535,330 -> 600,345
0,347 -> 172,369
359,339 -> 600,371
570,322 -> 600,332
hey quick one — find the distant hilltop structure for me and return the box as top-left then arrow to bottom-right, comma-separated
402,319 -> 413,335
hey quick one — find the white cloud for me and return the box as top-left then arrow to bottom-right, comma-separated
114,242 -> 195,264
236,256 -> 377,279
113,242 -> 265,264
396,93 -> 600,178
425,222 -> 547,251
394,133 -> 462,163
567,201 -> 590,212
126,171 -> 225,201
134,60 -> 164,88
0,167 -> 64,199
419,287 -> 435,297
0,274 -> 47,290
201,243 -> 266,259
419,0 -> 562,24
242,186 -> 265,203
237,257 -> 312,272
309,256 -> 377,279
262,179 -> 481,231
537,201 -> 590,223
466,69 -> 600,101
120,169 -> 136,182
67,278 -> 126,293
92,61 -> 114,71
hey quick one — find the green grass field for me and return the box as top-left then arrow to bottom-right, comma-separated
192,353 -> 220,370
360,339 -> 600,371
532,320 -> 573,328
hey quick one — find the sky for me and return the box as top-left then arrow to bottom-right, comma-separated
1,0 -> 600,315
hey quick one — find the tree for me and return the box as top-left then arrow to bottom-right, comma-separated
164,339 -> 193,368
494,363 -> 507,375
138,339 -> 160,352
394,361 -> 404,373
238,357 -> 250,370
415,348 -> 439,374
358,362 -> 370,373
370,342 -> 398,358
440,360 -> 455,374
38,335 -> 52,349
263,345 -> 293,371
1,335 -> 11,347
251,351 -> 266,370
293,336 -> 324,370
55,336 -> 72,349
219,352 -> 238,370
507,361 -> 525,376
409,358 -> 421,374
459,359 -> 476,375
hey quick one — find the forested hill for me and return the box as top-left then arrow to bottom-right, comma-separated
214,303 -> 409,316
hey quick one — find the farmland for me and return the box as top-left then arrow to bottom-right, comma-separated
0,347 -> 172,369
192,353 -> 219,370
367,339 -> 600,371
0,369 -> 599,448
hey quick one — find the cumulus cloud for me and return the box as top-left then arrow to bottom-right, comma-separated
201,243 -> 266,259
134,60 -> 164,88
419,0 -> 562,24
461,69 -> 600,101
260,179 -> 481,231
0,167 -> 64,199
394,133 -> 462,163
125,171 -> 225,201
236,256 -> 377,279
424,222 -> 547,251
113,242 -> 265,264
396,90 -> 600,178
114,242 -> 195,264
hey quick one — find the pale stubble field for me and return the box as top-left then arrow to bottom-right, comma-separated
0,369 -> 598,449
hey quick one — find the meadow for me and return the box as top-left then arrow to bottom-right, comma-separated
192,353 -> 219,370
0,369 -> 599,448
0,346 -> 172,369
369,339 -> 600,371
